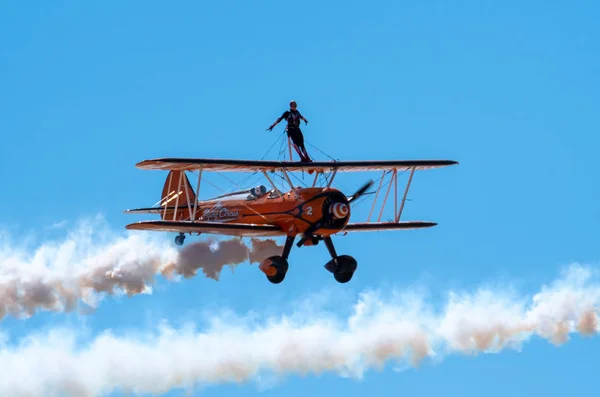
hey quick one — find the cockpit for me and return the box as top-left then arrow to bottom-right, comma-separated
246,185 -> 283,200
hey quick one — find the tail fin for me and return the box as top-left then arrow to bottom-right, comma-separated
160,170 -> 197,221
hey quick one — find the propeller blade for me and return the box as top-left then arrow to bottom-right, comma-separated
348,179 -> 374,204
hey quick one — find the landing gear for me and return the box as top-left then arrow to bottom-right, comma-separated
261,255 -> 289,284
259,235 -> 295,284
174,233 -> 186,246
298,234 -> 320,247
322,236 -> 357,283
258,234 -> 357,284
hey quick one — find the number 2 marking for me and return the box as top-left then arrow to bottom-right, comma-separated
306,206 -> 313,215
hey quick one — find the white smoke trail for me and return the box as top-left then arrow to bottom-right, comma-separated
0,263 -> 598,396
0,215 -> 283,320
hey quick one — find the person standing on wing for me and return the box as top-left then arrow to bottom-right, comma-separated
267,100 -> 312,162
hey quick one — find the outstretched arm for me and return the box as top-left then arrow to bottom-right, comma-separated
267,117 -> 282,131
267,111 -> 288,131
299,111 -> 308,124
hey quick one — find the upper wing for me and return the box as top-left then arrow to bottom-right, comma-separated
125,220 -> 285,237
339,221 -> 438,233
135,158 -> 458,173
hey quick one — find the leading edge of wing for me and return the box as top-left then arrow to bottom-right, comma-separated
135,158 -> 458,172
125,220 -> 285,237
340,221 -> 438,233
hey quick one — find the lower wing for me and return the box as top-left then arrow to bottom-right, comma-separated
125,220 -> 436,238
340,221 -> 437,233
125,220 -> 284,237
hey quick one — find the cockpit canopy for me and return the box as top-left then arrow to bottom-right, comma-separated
245,185 -> 283,200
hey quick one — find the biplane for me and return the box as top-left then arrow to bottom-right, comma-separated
124,157 -> 458,284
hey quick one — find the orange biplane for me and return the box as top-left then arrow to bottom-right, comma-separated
124,157 -> 458,284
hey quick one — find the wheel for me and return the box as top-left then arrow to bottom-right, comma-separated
333,271 -> 353,283
324,255 -> 357,283
174,234 -> 185,246
267,272 -> 286,284
335,255 -> 357,273
259,255 -> 289,284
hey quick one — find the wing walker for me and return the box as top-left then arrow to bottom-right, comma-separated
125,147 -> 458,284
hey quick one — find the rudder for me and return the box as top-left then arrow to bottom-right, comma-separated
160,170 -> 197,221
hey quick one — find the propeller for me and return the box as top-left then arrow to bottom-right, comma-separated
348,179 -> 374,204
296,179 -> 374,247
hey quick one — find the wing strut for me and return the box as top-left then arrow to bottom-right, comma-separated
365,167 -> 419,224
162,171 -> 173,219
311,171 -> 320,187
262,170 -> 278,193
191,167 -> 203,221
378,170 -> 394,222
367,170 -> 386,222
327,168 -> 338,187
281,169 -> 298,198
396,167 -> 415,222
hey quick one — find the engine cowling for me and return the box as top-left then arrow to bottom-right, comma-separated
318,191 -> 350,230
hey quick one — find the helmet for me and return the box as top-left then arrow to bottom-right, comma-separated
289,100 -> 297,107
250,185 -> 267,197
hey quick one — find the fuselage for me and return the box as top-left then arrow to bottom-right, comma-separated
162,186 -> 351,236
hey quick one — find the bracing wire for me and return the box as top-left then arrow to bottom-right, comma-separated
305,138 -> 337,162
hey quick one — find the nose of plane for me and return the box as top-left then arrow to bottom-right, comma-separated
330,202 -> 349,219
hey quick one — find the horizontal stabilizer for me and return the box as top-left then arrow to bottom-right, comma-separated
123,207 -> 165,214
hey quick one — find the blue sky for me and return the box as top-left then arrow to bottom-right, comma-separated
1,1 -> 599,396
